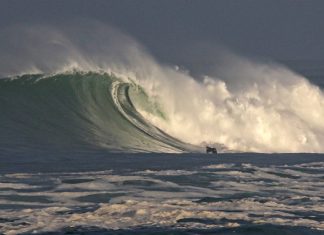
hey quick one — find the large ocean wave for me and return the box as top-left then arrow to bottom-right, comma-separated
0,72 -> 198,155
1,22 -> 324,153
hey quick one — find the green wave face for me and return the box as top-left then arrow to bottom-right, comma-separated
0,72 -> 198,155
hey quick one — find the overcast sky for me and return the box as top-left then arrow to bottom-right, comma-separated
1,0 -> 324,68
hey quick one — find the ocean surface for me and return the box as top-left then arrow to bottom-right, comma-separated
0,153 -> 323,234
0,68 -> 324,234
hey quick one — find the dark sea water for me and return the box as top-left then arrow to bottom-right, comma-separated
0,153 -> 323,234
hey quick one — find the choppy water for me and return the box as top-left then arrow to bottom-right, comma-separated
0,153 -> 323,234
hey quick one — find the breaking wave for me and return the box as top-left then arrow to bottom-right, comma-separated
0,72 -> 198,155
1,21 -> 324,153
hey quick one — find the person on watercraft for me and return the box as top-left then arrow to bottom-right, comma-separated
206,146 -> 217,154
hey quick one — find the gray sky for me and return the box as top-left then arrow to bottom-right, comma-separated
1,0 -> 324,68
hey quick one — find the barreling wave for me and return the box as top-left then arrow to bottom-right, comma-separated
1,22 -> 324,154
0,72 -> 199,155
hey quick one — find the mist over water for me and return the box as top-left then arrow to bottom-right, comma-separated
1,21 -> 324,153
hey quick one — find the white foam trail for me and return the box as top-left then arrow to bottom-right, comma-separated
2,198 -> 323,233
1,162 -> 323,233
1,21 -> 324,152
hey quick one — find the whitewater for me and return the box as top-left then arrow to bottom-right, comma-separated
1,23 -> 324,153
0,22 -> 323,234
